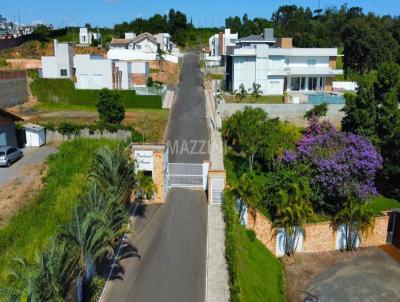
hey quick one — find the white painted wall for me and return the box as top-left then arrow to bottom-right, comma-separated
133,38 -> 158,53
41,40 -> 74,79
107,49 -> 179,64
74,55 -> 113,89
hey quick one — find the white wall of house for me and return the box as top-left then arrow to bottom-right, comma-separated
133,38 -> 158,53
41,40 -> 74,79
79,28 -> 90,44
107,48 -> 179,64
74,55 -> 113,89
209,28 -> 238,56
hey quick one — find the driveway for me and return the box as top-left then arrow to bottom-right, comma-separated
103,53 -> 209,302
0,146 -> 57,186
305,247 -> 400,302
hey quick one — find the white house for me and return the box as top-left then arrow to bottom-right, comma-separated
73,54 -> 149,90
110,32 -> 159,53
79,27 -> 101,45
41,40 -> 74,79
154,33 -> 172,53
209,29 -> 238,57
225,30 -> 343,95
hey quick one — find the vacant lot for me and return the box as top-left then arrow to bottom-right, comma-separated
0,139 -> 117,284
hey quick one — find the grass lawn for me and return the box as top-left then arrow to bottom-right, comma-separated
0,138 -> 117,284
235,225 -> 285,301
369,195 -> 400,215
224,95 -> 284,104
30,78 -> 162,109
206,73 -> 224,80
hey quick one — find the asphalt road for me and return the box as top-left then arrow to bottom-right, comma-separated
306,247 -> 400,302
0,146 -> 57,186
165,53 -> 210,163
104,53 -> 209,302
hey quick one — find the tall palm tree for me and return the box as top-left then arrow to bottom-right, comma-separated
59,207 -> 114,302
273,183 -> 315,256
90,144 -> 135,205
332,199 -> 375,251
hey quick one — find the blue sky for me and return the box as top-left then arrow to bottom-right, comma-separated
1,0 -> 399,27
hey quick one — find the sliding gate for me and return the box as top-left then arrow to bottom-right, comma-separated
167,163 -> 208,189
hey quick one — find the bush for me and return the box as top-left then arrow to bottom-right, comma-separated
246,229 -> 256,241
96,89 -> 125,124
304,103 -> 328,119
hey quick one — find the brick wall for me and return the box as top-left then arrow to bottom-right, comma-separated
329,56 -> 337,69
324,77 -> 333,92
248,209 -> 389,256
132,73 -> 147,85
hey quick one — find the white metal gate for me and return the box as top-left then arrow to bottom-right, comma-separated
167,163 -> 208,189
210,178 -> 224,204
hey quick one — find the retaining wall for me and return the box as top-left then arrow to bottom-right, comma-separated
46,128 -> 132,143
220,101 -> 345,127
247,209 -> 389,256
0,70 -> 28,108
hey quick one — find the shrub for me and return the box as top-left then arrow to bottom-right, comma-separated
304,103 -> 328,119
96,89 -> 125,124
246,229 -> 256,241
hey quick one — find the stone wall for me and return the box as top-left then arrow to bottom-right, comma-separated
247,209 -> 389,256
220,102 -> 345,127
0,70 -> 28,108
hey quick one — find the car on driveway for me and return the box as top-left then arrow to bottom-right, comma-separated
0,146 -> 23,167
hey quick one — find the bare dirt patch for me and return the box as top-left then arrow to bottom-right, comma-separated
282,248 -> 378,302
150,61 -> 179,85
0,162 -> 47,228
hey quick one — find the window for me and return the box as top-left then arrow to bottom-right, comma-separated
307,59 -> 316,66
291,77 -> 300,91
136,45 -> 142,49
320,77 -> 325,89
60,69 -> 68,76
300,77 -> 306,90
308,77 -> 318,91
82,36 -> 86,42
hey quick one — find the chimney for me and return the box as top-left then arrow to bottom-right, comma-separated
218,31 -> 224,56
277,38 -> 293,48
263,28 -> 274,41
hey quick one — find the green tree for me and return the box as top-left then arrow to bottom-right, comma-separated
273,183 -> 315,256
32,24 -> 51,42
304,103 -> 328,119
250,82 -> 263,103
156,48 -> 166,71
134,171 -> 157,203
96,89 -> 125,124
332,199 -> 375,251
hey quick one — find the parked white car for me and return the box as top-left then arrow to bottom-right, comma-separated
0,146 -> 23,167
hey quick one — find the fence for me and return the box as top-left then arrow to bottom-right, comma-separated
46,128 -> 132,143
133,85 -> 166,96
246,208 -> 389,257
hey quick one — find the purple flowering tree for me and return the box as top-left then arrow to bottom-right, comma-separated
283,116 -> 382,212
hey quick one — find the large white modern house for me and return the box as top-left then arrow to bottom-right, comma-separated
41,40 -> 149,90
225,29 -> 343,96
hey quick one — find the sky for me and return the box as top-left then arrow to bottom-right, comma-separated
1,0 -> 399,28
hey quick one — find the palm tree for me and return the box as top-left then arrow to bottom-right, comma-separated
250,82 -> 263,103
228,173 -> 262,222
134,171 -> 157,203
90,144 -> 135,205
59,207 -> 114,302
332,199 -> 375,251
234,83 -> 248,103
273,183 -> 314,256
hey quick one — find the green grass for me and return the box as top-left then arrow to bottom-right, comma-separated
235,225 -> 285,301
30,79 -> 162,109
369,195 -> 400,215
0,138 -> 117,284
225,95 -> 284,104
207,73 -> 224,80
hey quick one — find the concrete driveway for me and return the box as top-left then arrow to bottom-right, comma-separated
305,247 -> 400,302
0,146 -> 57,186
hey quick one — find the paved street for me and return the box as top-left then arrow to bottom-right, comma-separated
0,146 -> 57,186
306,247 -> 400,302
104,53 -> 210,302
165,53 -> 210,163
